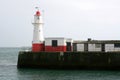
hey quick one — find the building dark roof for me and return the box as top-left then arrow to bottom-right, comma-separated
73,40 -> 120,44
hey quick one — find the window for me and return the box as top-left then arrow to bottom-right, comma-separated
52,40 -> 58,47
95,44 -> 101,48
114,43 -> 120,48
37,17 -> 39,19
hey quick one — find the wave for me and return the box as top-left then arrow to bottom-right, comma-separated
0,60 -> 17,66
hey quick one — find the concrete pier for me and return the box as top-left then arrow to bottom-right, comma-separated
17,51 -> 120,69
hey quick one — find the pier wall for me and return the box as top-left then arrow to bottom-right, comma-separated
17,51 -> 120,69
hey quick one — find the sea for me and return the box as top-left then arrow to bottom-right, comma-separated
1,47 -> 120,80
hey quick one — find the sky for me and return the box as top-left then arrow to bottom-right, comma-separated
0,0 -> 120,47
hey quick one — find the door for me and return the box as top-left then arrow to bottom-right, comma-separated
102,44 -> 105,52
84,43 -> 88,52
73,43 -> 77,51
66,42 -> 71,51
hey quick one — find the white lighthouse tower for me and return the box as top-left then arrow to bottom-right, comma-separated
32,8 -> 44,52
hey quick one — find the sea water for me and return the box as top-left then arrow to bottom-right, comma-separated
0,47 -> 120,80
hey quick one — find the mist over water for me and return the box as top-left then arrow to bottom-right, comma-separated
0,48 -> 120,80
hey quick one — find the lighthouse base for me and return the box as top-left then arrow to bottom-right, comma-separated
32,43 -> 44,52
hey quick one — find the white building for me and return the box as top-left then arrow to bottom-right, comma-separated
73,39 -> 120,52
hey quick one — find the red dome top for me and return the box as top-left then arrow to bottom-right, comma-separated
36,11 -> 40,16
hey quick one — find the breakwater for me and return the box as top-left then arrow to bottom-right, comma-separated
17,51 -> 120,69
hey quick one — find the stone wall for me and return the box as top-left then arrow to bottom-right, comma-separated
17,51 -> 120,69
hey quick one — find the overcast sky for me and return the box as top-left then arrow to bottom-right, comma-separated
0,0 -> 120,47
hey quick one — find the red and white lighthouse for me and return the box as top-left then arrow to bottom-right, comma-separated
32,8 -> 44,52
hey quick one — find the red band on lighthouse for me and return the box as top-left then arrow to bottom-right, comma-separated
32,43 -> 44,52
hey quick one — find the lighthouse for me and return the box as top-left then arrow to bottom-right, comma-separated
32,8 -> 44,52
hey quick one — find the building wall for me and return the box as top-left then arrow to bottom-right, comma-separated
76,44 -> 84,51
45,38 -> 66,52
76,43 -> 101,52
88,44 -> 101,52
105,44 -> 114,52
105,44 -> 120,52
44,39 -> 120,52
45,38 -> 66,46
114,48 -> 120,52
45,46 -> 66,52
75,43 -> 120,52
